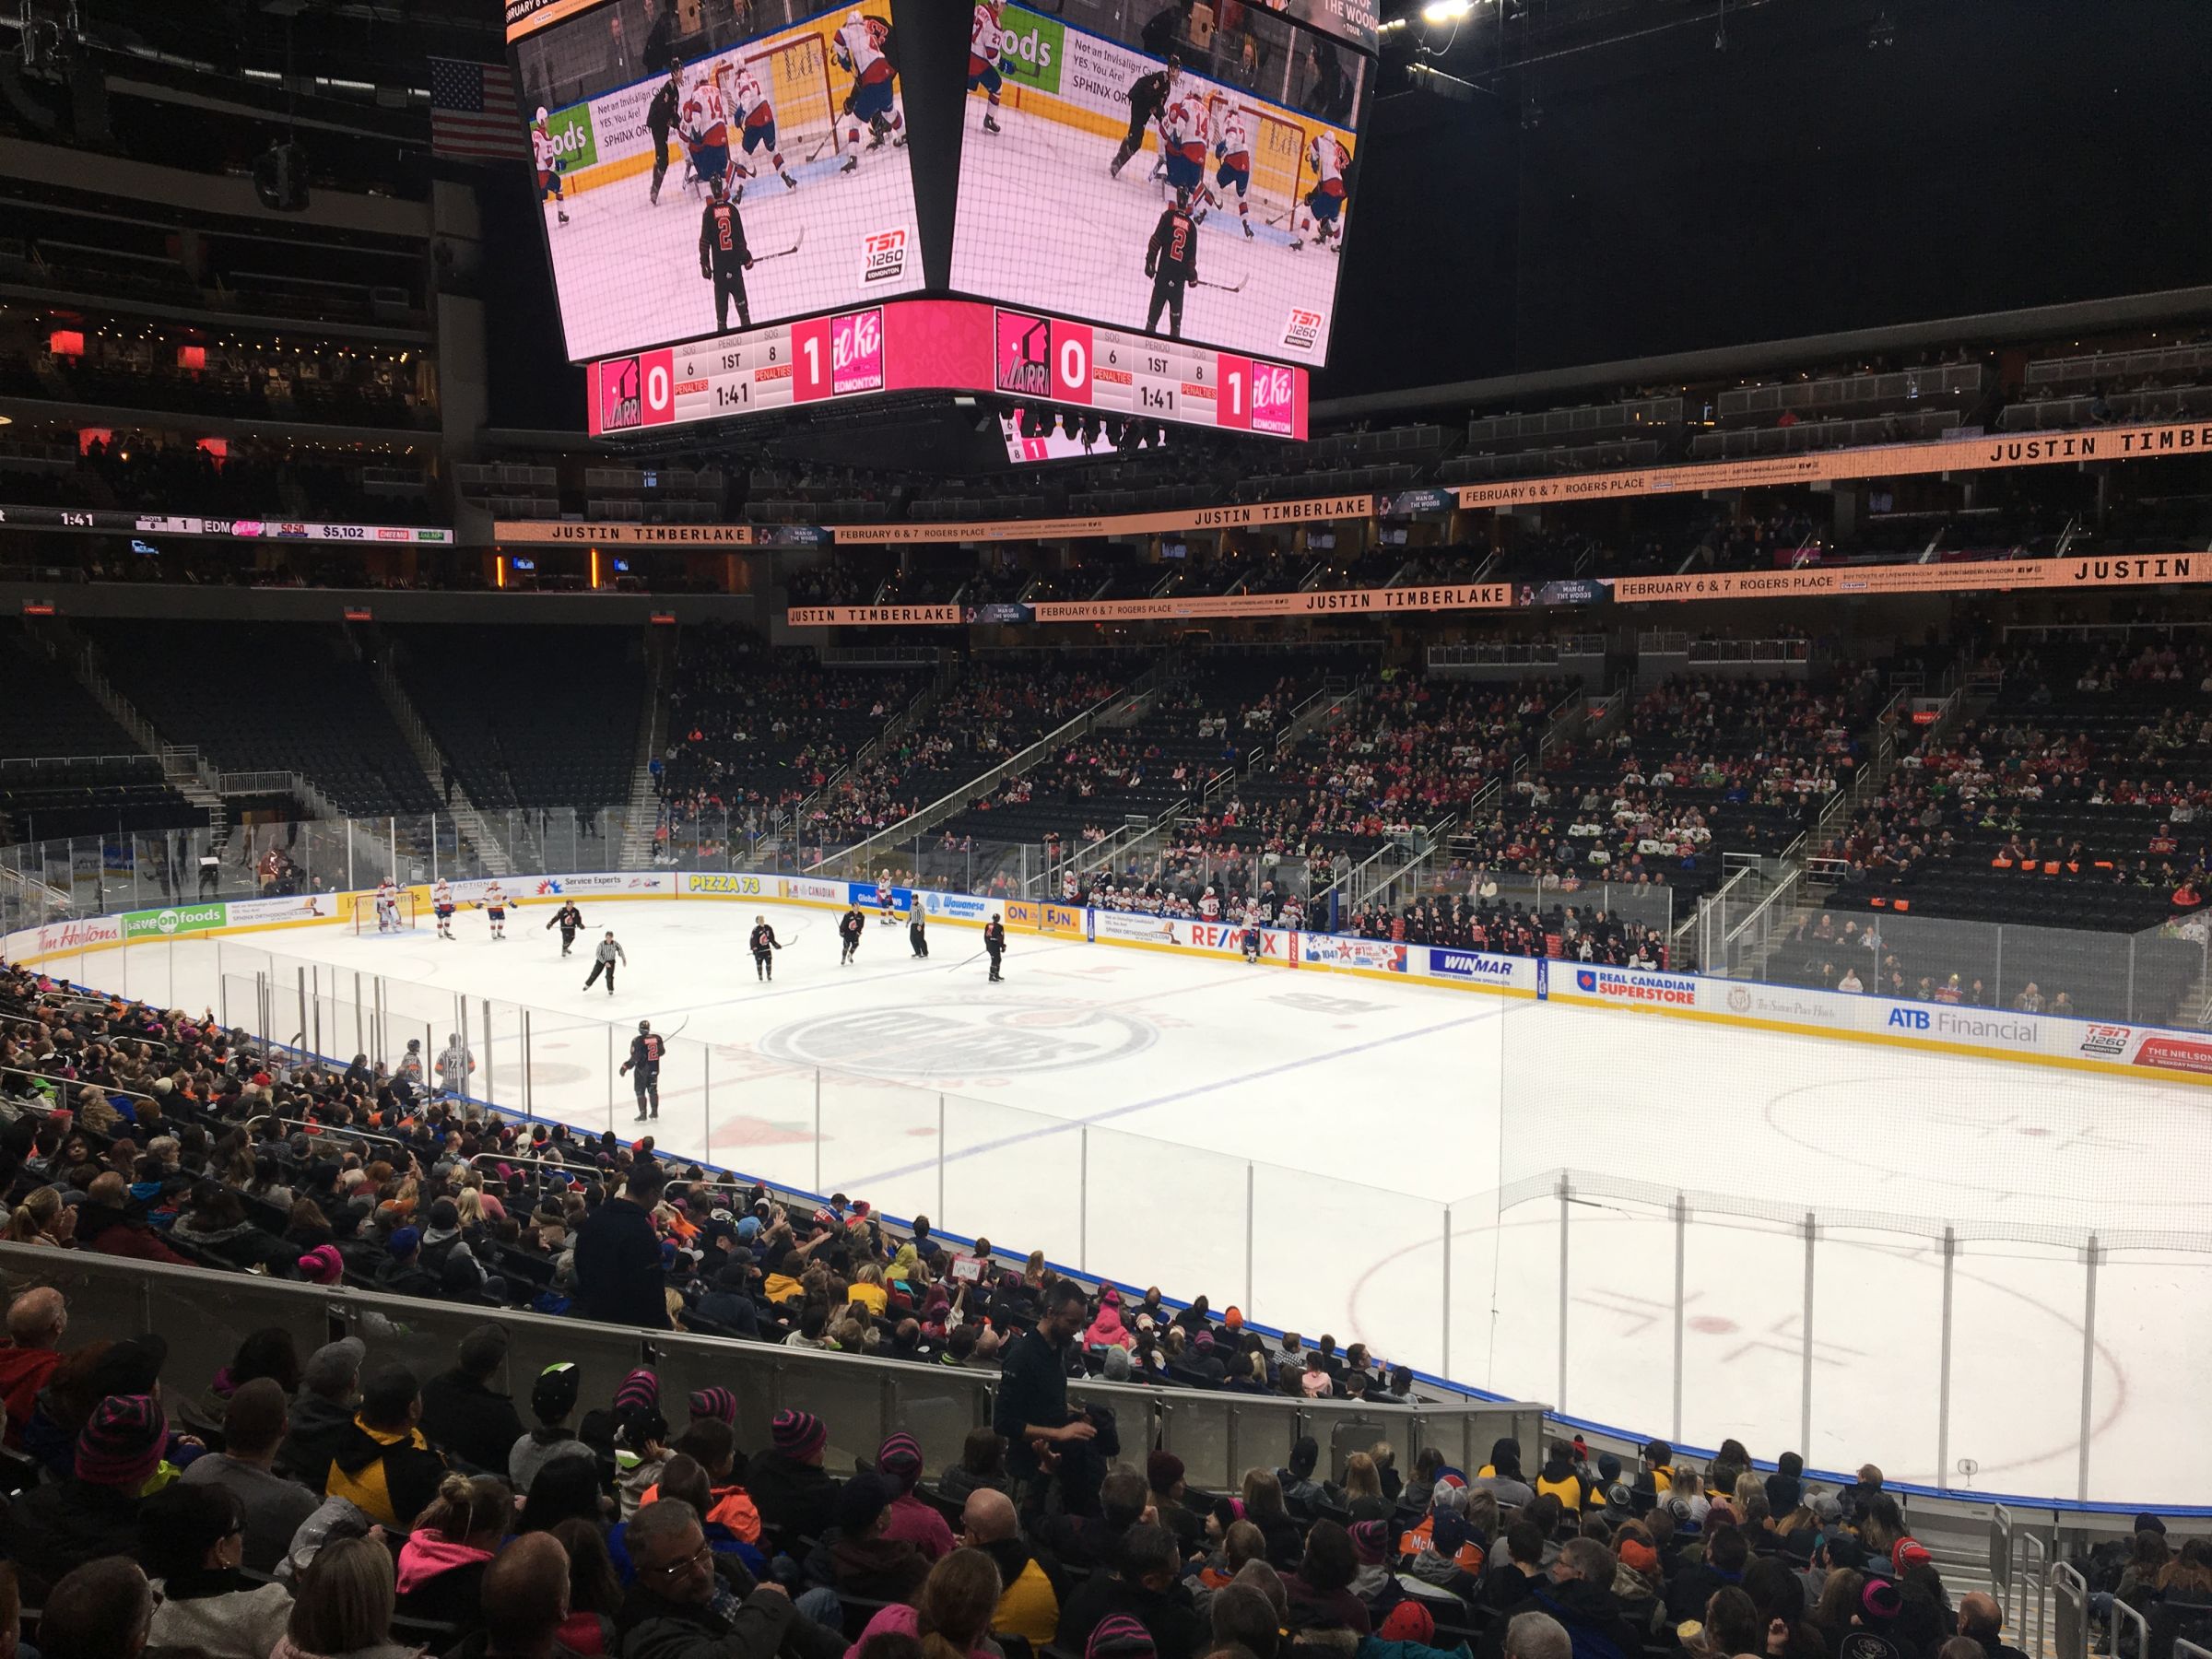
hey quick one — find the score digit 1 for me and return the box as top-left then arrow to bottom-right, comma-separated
1052,320 -> 1095,406
1215,353 -> 1253,431
789,317 -> 833,403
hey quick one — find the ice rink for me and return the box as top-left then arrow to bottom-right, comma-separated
949,100 -> 1344,362
543,134 -> 922,361
123,900 -> 2212,1504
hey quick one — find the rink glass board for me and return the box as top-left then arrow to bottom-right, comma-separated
948,5 -> 1364,363
510,0 -> 924,362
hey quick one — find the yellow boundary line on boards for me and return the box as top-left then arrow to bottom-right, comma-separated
15,886 -> 2207,1088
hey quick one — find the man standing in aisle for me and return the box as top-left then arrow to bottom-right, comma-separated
623,1020 -> 665,1124
585,929 -> 627,994
546,898 -> 586,957
575,1161 -> 669,1329
983,913 -> 1007,982
994,1278 -> 1093,1514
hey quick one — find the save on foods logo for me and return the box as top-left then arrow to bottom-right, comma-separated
541,102 -> 598,171
997,6 -> 1065,93
123,903 -> 226,940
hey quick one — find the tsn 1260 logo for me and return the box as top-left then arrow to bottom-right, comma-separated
860,228 -> 908,285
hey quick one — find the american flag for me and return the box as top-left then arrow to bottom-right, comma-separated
429,57 -> 527,163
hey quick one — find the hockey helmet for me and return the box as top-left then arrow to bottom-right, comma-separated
535,105 -> 548,124
638,1020 -> 652,1032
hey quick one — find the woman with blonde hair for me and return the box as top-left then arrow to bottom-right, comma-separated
394,1472 -> 512,1630
845,1546 -> 1004,1659
6,1185 -> 71,1247
1342,1452 -> 1392,1524
272,1535 -> 417,1659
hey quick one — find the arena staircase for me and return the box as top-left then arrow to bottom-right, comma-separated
35,618 -> 231,841
349,625 -> 514,875
617,628 -> 675,870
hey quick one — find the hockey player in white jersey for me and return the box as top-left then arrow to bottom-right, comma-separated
682,69 -> 734,198
531,108 -> 570,226
433,877 -> 456,939
968,2 -> 1004,135
1292,132 -> 1349,253
1212,106 -> 1255,238
374,878 -> 401,933
728,62 -> 800,192
1199,885 -> 1222,921
482,880 -> 509,939
1159,91 -> 1209,213
833,10 -> 904,172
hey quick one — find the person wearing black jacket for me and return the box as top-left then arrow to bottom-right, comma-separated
646,60 -> 682,205
1112,54 -> 1179,177
839,903 -> 865,964
700,180 -> 755,332
1146,192 -> 1198,338
574,1164 -> 669,1330
749,916 -> 781,981
1479,1538 -> 1646,1659
983,914 -> 1007,981
1056,1522 -> 1208,1659
418,1323 -> 524,1477
744,1408 -> 841,1541
545,900 -> 586,957
623,1020 -> 665,1123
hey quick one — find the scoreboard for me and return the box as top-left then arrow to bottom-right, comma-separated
586,298 -> 1308,441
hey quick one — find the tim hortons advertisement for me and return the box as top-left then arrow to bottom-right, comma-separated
6,913 -> 125,960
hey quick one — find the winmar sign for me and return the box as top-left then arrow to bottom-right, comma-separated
122,903 -> 226,940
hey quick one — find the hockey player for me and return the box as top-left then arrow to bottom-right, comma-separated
875,870 -> 896,925
968,1 -> 1004,134
1292,132 -> 1349,253
545,899 -> 585,957
728,61 -> 800,192
1062,868 -> 1079,903
1282,891 -> 1306,932
394,1038 -> 426,1104
1159,89 -> 1209,210
1111,53 -> 1178,179
1241,905 -> 1263,963
1199,885 -> 1221,920
531,107 -> 571,225
1213,104 -> 1255,238
1144,185 -> 1200,339
832,10 -> 903,173
482,880 -> 509,939
982,913 -> 1007,982
584,930 -> 626,994
699,176 -> 755,333
838,902 -> 865,964
748,914 -> 781,982
621,1019 -> 664,1123
646,58 -> 683,205
373,878 -> 401,933
908,901 -> 929,959
433,877 -> 455,939
435,1032 -> 476,1101
682,66 -> 734,198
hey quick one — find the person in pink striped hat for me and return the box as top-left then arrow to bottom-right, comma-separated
877,1430 -> 955,1560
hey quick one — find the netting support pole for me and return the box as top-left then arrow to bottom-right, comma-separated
936,1094 -> 946,1230
1078,1124 -> 1089,1273
2077,1233 -> 2100,1501
1672,1194 -> 1688,1441
523,1009 -> 534,1117
1799,1210 -> 1816,1459
1936,1226 -> 1956,1489
1244,1162 -> 1255,1316
1556,1176 -> 1571,1413
813,1070 -> 822,1194
1440,1206 -> 1453,1382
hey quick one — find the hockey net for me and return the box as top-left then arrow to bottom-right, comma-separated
1206,93 -> 1309,226
745,31 -> 841,162
356,890 -> 418,933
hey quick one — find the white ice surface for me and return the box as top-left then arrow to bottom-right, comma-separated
947,99 -> 1342,362
542,135 -> 923,361
103,900 -> 2212,1505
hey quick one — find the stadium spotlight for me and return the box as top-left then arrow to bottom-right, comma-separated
1420,0 -> 1473,19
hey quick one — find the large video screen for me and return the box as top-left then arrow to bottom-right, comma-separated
948,3 -> 1363,364
510,0 -> 924,362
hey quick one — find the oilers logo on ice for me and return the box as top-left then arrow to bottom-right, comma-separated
759,1000 -> 1157,1077
861,229 -> 910,286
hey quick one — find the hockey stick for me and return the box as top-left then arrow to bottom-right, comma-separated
662,1015 -> 692,1042
946,949 -> 988,972
1191,274 -> 1247,293
806,128 -> 838,162
753,225 -> 807,262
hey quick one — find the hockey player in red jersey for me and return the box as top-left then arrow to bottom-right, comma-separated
968,1 -> 1004,134
728,62 -> 801,192
531,108 -> 570,226
833,10 -> 904,172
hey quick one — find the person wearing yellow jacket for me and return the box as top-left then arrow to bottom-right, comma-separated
324,1364 -> 449,1528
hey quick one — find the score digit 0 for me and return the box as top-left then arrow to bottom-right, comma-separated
1056,335 -> 1088,398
